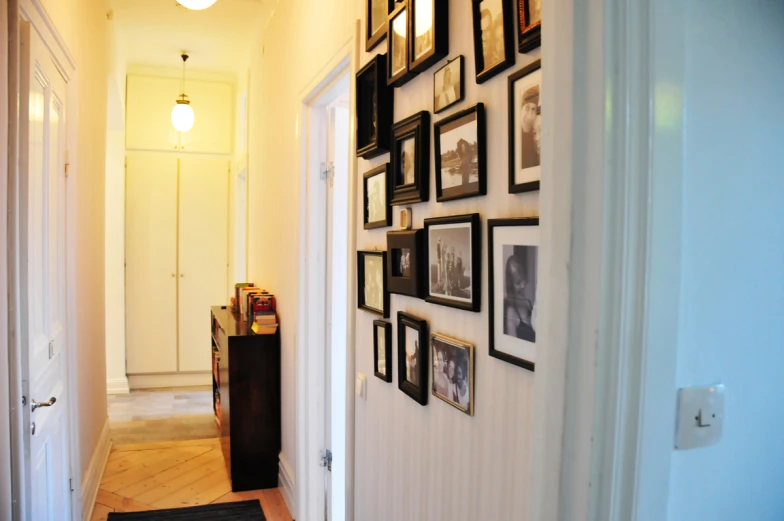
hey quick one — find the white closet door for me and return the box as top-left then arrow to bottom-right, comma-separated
125,154 -> 179,374
178,156 -> 229,372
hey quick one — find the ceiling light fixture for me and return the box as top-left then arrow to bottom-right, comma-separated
171,53 -> 195,133
176,0 -> 218,10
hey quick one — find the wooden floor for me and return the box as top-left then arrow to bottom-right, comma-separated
91,438 -> 293,521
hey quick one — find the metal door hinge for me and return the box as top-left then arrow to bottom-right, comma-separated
69,478 -> 74,492
320,161 -> 335,187
64,163 -> 70,178
319,449 -> 332,471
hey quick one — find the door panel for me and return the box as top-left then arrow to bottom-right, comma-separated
125,75 -> 181,152
178,156 -> 228,372
125,154 -> 179,374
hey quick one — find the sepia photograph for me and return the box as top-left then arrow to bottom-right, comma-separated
363,164 -> 391,229
508,60 -> 542,193
432,334 -> 474,415
392,248 -> 411,277
397,312 -> 429,404
435,104 -> 486,201
412,0 -> 433,60
387,229 -> 424,298
503,245 -> 538,343
404,325 -> 420,387
366,0 -> 392,50
433,56 -> 464,114
472,0 -> 514,83
358,251 -> 389,317
398,137 -> 416,186
390,7 -> 407,76
374,320 -> 392,382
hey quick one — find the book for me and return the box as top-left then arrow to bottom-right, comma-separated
234,283 -> 254,310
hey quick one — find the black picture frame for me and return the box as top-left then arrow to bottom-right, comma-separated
387,2 -> 418,88
386,229 -> 425,298
408,0 -> 449,73
434,103 -> 487,202
363,164 -> 392,230
488,217 -> 539,371
431,333 -> 475,416
517,0 -> 541,53
471,0 -> 516,84
357,250 -> 390,318
397,311 -> 429,405
356,54 -> 394,159
423,213 -> 481,312
433,56 -> 465,114
366,0 -> 395,51
507,59 -> 542,193
373,320 -> 393,382
390,111 -> 430,206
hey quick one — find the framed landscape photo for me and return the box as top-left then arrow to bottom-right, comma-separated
374,320 -> 393,382
356,54 -> 394,159
488,218 -> 539,370
367,0 -> 394,51
433,56 -> 464,114
408,0 -> 449,73
471,0 -> 515,84
364,164 -> 392,229
431,333 -> 474,416
397,312 -> 429,405
508,60 -> 542,193
435,103 -> 486,202
390,111 -> 430,206
387,2 -> 418,88
357,250 -> 390,318
517,0 -> 542,53
386,229 -> 424,298
424,213 -> 481,312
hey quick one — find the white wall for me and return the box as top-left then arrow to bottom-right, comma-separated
667,1 -> 784,519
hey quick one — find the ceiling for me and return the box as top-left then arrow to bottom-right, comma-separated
108,0 -> 274,74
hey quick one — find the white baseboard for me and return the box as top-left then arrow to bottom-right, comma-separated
127,372 -> 211,389
81,418 -> 111,521
106,377 -> 130,395
278,452 -> 296,518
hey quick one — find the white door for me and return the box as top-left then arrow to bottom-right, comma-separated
324,107 -> 335,521
19,21 -> 71,520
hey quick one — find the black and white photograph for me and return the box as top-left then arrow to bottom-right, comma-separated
397,312 -> 429,404
357,251 -> 389,317
472,0 -> 514,83
366,0 -> 393,51
488,218 -> 538,370
392,248 -> 411,277
433,56 -> 464,114
432,334 -> 474,415
363,164 -> 392,229
387,229 -> 425,297
508,60 -> 542,193
356,54 -> 393,159
517,0 -> 542,52
390,111 -> 430,205
398,137 -> 416,186
425,214 -> 481,312
374,320 -> 392,382
435,104 -> 486,201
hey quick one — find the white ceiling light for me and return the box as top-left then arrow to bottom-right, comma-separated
176,0 -> 218,11
171,53 -> 195,133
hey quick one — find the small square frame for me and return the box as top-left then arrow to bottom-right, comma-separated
386,229 -> 425,298
433,55 -> 465,114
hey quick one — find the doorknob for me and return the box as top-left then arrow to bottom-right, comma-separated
31,397 -> 57,412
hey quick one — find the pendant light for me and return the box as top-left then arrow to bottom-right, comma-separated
176,0 -> 218,10
171,53 -> 195,133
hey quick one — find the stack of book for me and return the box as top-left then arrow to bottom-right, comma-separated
234,282 -> 279,335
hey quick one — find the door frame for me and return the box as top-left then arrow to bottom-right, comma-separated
6,1 -> 84,519
295,28 -> 358,521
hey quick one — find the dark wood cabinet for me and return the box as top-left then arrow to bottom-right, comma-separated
211,306 -> 281,492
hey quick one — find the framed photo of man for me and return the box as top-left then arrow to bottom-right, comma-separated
390,111 -> 430,205
517,0 -> 542,53
471,0 -> 515,84
433,56 -> 464,114
397,312 -> 429,405
367,0 -> 394,51
357,250 -> 390,317
424,213 -> 481,312
431,334 -> 475,415
408,0 -> 449,73
508,59 -> 542,193
434,103 -> 486,202
363,164 -> 392,229
386,229 -> 425,298
374,320 -> 393,382
488,217 -> 539,370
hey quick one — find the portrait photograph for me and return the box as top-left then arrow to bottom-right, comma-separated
393,248 -> 411,277
424,213 -> 481,312
488,218 -> 539,370
366,0 -> 393,51
432,334 -> 474,415
517,0 -> 542,52
374,320 -> 392,382
397,312 -> 429,405
433,56 -> 464,114
390,111 -> 430,205
357,251 -> 389,317
398,137 -> 416,186
363,164 -> 392,229
356,54 -> 393,159
472,0 -> 514,83
387,3 -> 418,87
387,229 -> 425,298
508,60 -> 542,193
435,103 -> 486,201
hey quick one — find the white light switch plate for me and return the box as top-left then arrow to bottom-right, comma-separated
675,384 -> 725,450
355,373 -> 367,400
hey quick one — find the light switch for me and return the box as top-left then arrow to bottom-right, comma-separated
355,373 -> 367,400
675,384 -> 725,450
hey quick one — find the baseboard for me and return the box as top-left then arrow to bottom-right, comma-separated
81,418 -> 112,521
127,372 -> 211,389
278,452 -> 296,518
106,377 -> 130,394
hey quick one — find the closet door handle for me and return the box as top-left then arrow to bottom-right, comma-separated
180,274 -> 185,278
171,273 -> 176,278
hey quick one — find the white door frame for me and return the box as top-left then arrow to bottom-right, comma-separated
295,28 -> 358,521
6,1 -> 84,519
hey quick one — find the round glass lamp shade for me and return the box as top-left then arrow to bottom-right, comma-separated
176,0 -> 218,10
171,102 -> 195,132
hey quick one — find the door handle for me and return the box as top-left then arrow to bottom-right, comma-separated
31,397 -> 57,412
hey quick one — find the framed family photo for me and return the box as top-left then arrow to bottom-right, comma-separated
374,320 -> 393,382
433,56 -> 464,114
366,0 -> 394,51
357,250 -> 390,318
356,54 -> 394,159
508,60 -> 541,193
424,214 -> 481,312
488,218 -> 538,370
397,312 -> 429,405
386,229 -> 424,298
387,2 -> 418,88
390,111 -> 430,205
471,0 -> 515,84
363,164 -> 392,229
431,334 -> 474,416
434,103 -> 486,202
517,0 -> 542,53
408,0 -> 449,73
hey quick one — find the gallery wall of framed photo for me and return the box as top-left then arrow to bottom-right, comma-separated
353,0 -> 543,518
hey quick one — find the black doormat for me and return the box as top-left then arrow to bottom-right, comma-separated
106,500 -> 265,520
